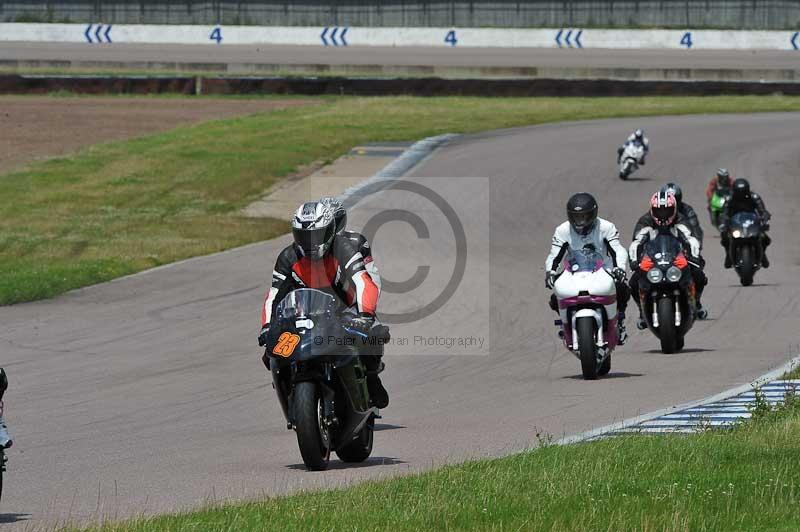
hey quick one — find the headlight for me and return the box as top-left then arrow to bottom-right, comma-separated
732,229 -> 742,238
666,266 -> 682,282
647,268 -> 664,283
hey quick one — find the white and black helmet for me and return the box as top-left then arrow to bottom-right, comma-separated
634,128 -> 644,140
319,196 -> 347,235
292,201 -> 336,259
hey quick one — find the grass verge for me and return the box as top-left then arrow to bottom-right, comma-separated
4,95 -> 800,305
84,387 -> 800,531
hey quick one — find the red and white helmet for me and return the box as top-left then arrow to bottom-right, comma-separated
650,190 -> 677,226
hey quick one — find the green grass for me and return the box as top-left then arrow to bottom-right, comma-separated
83,391 -> 800,532
5,95 -> 800,305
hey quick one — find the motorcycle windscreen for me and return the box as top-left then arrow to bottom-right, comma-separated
644,233 -> 683,263
275,288 -> 338,321
565,248 -> 605,273
730,212 -> 761,237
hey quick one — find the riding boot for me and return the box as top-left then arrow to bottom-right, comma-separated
362,354 -> 389,409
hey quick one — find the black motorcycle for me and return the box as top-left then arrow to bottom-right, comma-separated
636,232 -> 697,354
726,211 -> 763,287
265,288 -> 388,471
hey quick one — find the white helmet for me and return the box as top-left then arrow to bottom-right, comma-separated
291,201 -> 336,260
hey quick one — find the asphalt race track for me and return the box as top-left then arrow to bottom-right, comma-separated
3,42 -> 800,70
1,113 -> 798,527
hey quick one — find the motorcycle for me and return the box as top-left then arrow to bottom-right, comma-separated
636,232 -> 696,354
264,288 -> 388,471
708,190 -> 727,229
553,247 -> 620,379
0,368 -> 10,501
618,142 -> 644,180
726,211 -> 763,287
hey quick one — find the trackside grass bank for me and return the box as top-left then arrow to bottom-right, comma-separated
83,392 -> 800,531
4,95 -> 800,305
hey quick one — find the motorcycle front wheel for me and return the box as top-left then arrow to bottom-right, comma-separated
292,381 -> 331,471
738,244 -> 755,286
657,298 -> 680,354
577,317 -> 599,380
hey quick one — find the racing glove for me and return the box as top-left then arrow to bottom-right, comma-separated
545,271 -> 557,289
343,313 -> 375,335
610,267 -> 627,284
257,325 -> 270,347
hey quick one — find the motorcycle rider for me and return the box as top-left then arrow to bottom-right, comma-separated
545,193 -> 631,344
257,201 -> 388,408
706,168 -> 733,202
617,128 -> 650,165
633,182 -> 704,246
719,178 -> 772,269
629,190 -> 708,329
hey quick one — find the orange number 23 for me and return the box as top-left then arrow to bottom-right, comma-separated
272,332 -> 301,357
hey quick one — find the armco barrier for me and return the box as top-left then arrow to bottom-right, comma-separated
3,74 -> 796,97
4,23 -> 800,50
200,77 -> 800,97
0,75 -> 196,94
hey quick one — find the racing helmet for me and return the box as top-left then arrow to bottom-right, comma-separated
732,178 -> 751,201
291,201 -> 337,260
716,168 -> 731,187
650,190 -> 677,226
567,193 -> 598,236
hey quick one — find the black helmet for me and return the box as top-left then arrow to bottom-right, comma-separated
567,193 -> 598,235
320,196 -> 347,234
291,201 -> 336,260
732,178 -> 750,200
662,182 -> 683,205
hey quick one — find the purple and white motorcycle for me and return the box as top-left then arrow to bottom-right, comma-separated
553,247 -> 620,379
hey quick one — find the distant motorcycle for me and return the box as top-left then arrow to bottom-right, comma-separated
725,211 -> 764,286
708,191 -> 727,230
618,142 -> 644,180
553,247 -> 621,379
264,288 -> 388,471
636,233 -> 696,354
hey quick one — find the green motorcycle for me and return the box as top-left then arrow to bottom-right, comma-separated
708,191 -> 728,230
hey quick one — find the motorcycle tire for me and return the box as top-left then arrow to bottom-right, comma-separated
336,417 -> 374,463
292,381 -> 331,471
577,317 -> 599,380
738,245 -> 755,287
657,298 -> 680,354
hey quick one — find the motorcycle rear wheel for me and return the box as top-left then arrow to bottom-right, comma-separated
292,381 -> 331,471
336,417 -> 374,463
577,317 -> 599,380
738,245 -> 755,286
657,298 -> 680,354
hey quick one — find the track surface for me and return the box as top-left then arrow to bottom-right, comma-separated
2,43 -> 800,70
1,113 -> 799,527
